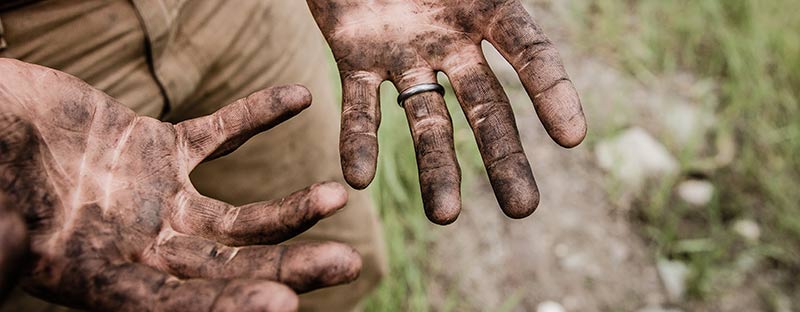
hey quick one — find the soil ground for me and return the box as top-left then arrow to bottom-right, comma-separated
425,2 -> 764,311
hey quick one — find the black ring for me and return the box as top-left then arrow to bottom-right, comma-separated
397,83 -> 445,108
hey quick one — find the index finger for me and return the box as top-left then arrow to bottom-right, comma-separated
175,85 -> 312,169
171,182 -> 348,246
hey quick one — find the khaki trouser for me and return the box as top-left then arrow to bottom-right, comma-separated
0,1 -> 387,311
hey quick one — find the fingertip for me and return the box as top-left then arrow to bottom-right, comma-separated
486,153 -> 540,219
310,182 -> 348,217
347,246 -> 363,282
342,162 -> 375,190
552,107 -> 587,149
282,242 -> 363,293
258,84 -> 312,112
428,208 -> 460,225
279,84 -> 312,110
221,280 -> 299,312
291,84 -> 313,109
265,285 -> 299,312
419,164 -> 462,225
322,243 -> 362,284
423,186 -> 461,225
535,81 -> 587,149
325,243 -> 363,284
344,174 -> 373,190
500,188 -> 540,219
339,134 -> 378,190
556,120 -> 587,149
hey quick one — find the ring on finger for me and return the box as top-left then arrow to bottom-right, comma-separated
397,83 -> 445,108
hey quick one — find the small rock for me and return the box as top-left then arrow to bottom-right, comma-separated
662,102 -> 716,147
657,259 -> 689,301
537,301 -> 566,312
676,179 -> 715,207
732,219 -> 761,242
596,127 -> 679,191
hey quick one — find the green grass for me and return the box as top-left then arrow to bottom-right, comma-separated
571,0 -> 800,305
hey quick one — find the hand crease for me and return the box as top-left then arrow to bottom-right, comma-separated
134,161 -> 173,183
516,42 -> 553,73
533,78 -> 571,99
486,0 -> 516,41
486,150 -> 525,170
413,116 -> 451,132
275,245 -> 287,282
67,104 -> 97,221
342,131 -> 378,141
419,162 -> 457,174
32,125 -> 73,186
223,246 -> 239,265
343,70 -> 381,83
214,114 -> 227,144
424,23 -> 472,38
240,97 -> 254,130
220,205 -> 240,234
103,118 -> 138,212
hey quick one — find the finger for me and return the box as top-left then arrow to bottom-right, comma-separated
0,194 -> 28,301
176,85 -> 312,168
487,1 -> 587,148
172,182 -> 348,246
396,73 -> 462,225
59,260 -> 298,312
339,71 -> 383,189
149,231 -> 361,293
444,53 -> 540,218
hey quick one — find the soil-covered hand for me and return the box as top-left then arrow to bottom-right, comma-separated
307,0 -> 587,224
0,59 -> 361,312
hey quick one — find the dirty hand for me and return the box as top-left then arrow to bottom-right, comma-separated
0,59 -> 361,311
307,0 -> 588,224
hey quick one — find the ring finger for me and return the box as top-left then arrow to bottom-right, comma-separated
394,69 -> 462,225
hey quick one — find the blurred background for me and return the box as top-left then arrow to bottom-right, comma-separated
340,0 -> 800,311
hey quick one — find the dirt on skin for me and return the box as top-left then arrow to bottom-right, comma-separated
427,1 -> 764,311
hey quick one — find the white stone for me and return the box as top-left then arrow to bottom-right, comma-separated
662,102 -> 716,147
656,259 -> 689,301
732,219 -> 761,242
676,179 -> 715,206
537,301 -> 566,312
596,127 -> 679,190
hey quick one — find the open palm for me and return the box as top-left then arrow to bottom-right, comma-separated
0,59 -> 360,311
307,0 -> 587,224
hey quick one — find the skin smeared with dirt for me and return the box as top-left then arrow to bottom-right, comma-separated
307,0 -> 588,224
0,192 -> 28,302
0,59 -> 362,312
